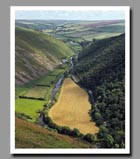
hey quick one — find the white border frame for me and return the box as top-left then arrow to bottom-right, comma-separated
10,6 -> 130,154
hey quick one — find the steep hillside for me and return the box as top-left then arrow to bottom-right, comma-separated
15,117 -> 95,148
73,34 -> 125,148
15,27 -> 73,85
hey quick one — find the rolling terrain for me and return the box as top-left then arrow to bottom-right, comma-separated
15,20 -> 126,149
15,26 -> 73,85
16,20 -> 125,53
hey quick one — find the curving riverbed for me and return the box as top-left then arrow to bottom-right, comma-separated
49,78 -> 99,135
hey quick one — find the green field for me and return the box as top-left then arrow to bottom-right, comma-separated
15,63 -> 69,121
84,32 -> 122,40
38,68 -> 67,85
38,75 -> 57,86
16,98 -> 45,121
24,86 -> 49,99
54,25 -> 124,42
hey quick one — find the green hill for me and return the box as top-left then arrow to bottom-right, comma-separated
15,117 -> 95,148
73,34 -> 125,148
15,27 -> 73,85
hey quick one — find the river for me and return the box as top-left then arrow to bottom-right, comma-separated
51,75 -> 64,101
39,57 -> 95,129
39,56 -> 73,126
70,57 -> 74,68
39,75 -> 64,126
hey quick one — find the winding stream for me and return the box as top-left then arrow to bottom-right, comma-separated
51,75 -> 64,101
39,56 -> 97,134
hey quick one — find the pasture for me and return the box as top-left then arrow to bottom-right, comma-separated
15,98 -> 45,121
15,63 -> 69,121
37,67 -> 68,86
25,86 -> 48,99
44,20 -> 125,53
49,78 -> 99,135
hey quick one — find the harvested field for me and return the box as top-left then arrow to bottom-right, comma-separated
25,86 -> 48,99
49,78 -> 99,135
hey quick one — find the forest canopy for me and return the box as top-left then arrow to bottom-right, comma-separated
73,34 -> 125,148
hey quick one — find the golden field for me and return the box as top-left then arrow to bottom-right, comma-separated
49,78 -> 99,135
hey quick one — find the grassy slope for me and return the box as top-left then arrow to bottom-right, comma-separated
46,21 -> 124,40
16,99 -> 45,121
15,27 -> 73,85
16,27 -> 73,59
16,117 -> 95,148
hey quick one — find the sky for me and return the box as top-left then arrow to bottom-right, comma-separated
15,10 -> 125,21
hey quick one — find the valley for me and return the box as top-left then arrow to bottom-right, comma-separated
15,19 -> 125,148
16,20 -> 124,53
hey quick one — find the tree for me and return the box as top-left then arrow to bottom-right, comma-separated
114,130 -> 125,145
98,125 -> 109,138
71,128 -> 81,137
83,133 -> 95,143
94,112 -> 103,125
114,144 -> 119,148
95,112 -> 102,120
103,134 -> 114,148
61,126 -> 72,135
92,38 -> 96,43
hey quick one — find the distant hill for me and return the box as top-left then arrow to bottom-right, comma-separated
16,20 -> 124,54
15,117 -> 95,148
73,34 -> 125,148
15,27 -> 73,85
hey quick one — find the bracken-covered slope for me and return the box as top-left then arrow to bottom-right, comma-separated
15,27 -> 73,85
73,34 -> 125,148
15,117 -> 95,148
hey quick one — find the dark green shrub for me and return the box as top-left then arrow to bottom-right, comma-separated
83,133 -> 95,143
